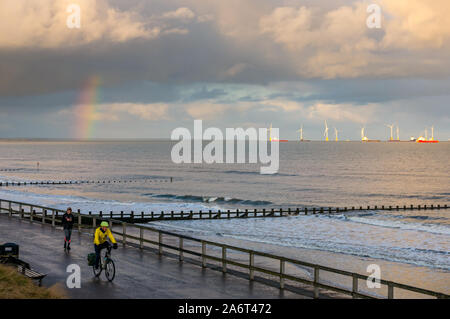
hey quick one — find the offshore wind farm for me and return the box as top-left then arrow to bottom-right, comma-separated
271,121 -> 444,143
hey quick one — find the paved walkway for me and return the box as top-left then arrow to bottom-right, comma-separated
0,215 -> 304,299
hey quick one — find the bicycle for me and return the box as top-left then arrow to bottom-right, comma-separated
93,245 -> 116,282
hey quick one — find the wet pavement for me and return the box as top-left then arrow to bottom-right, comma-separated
0,215 -> 304,299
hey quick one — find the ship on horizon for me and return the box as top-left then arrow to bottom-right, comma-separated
416,126 -> 439,143
296,125 -> 311,142
269,124 -> 288,142
361,127 -> 380,142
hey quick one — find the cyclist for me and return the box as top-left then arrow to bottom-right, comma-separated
62,207 -> 74,251
94,221 -> 118,270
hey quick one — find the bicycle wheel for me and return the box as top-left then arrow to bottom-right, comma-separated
104,259 -> 115,282
93,264 -> 102,277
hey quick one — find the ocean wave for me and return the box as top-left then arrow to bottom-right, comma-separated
144,193 -> 273,206
221,233 -> 450,271
345,216 -> 450,235
222,170 -> 297,177
0,188 -> 217,213
362,193 -> 450,201
150,218 -> 450,271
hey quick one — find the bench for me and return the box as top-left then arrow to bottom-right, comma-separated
1,256 -> 47,286
17,265 -> 47,287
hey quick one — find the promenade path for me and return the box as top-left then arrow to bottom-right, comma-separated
0,215 -> 309,299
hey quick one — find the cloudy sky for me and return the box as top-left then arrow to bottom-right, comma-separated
0,0 -> 449,140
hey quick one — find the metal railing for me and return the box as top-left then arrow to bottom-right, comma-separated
0,198 -> 448,299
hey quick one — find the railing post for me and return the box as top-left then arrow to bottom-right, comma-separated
140,227 -> 144,249
122,222 -> 127,246
179,237 -> 184,261
249,252 -> 254,280
8,201 -> 12,217
93,217 -> 96,230
222,247 -> 227,273
280,260 -> 285,289
42,210 -> 46,224
352,274 -> 358,299
30,209 -> 34,223
202,242 -> 206,268
78,211 -> 81,232
158,232 -> 163,255
314,267 -> 320,298
51,210 -> 55,227
388,283 -> 394,299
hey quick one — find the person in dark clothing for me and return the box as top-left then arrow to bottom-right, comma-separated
62,207 -> 75,251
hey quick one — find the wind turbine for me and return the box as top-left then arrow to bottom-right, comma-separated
396,125 -> 400,141
324,120 -> 329,142
296,125 -> 304,141
430,125 -> 435,141
268,123 -> 272,142
334,127 -> 339,142
361,126 -> 366,141
386,124 -> 394,141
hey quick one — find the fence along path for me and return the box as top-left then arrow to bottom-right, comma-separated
0,198 -> 448,299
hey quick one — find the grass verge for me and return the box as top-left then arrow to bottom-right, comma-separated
0,264 -> 65,299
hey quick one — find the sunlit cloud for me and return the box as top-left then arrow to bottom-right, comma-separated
0,0 -> 160,48
306,103 -> 377,124
104,103 -> 170,121
162,7 -> 196,20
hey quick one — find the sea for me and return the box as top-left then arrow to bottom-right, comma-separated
0,140 -> 449,295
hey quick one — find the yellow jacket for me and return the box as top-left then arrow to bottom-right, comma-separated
94,227 -> 117,245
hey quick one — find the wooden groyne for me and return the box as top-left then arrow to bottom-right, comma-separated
81,203 -> 450,223
0,199 -> 447,223
0,178 -> 173,187
0,198 -> 447,299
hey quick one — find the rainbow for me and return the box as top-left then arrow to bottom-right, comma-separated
74,75 -> 101,139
